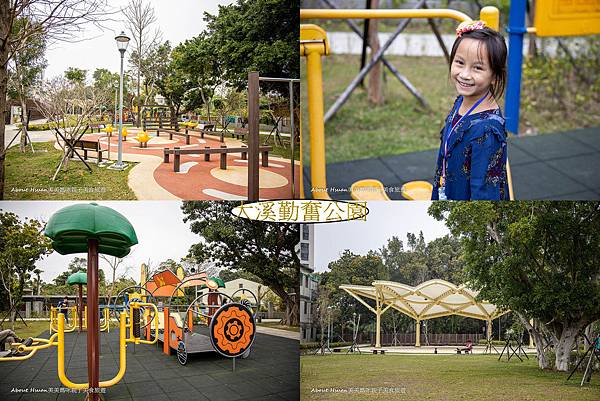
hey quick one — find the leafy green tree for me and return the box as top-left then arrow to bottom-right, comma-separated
218,269 -> 261,283
64,67 -> 87,85
49,257 -> 106,296
0,211 -> 51,329
429,201 -> 600,371
150,41 -> 190,125
172,33 -> 221,121
7,17 -> 46,152
182,201 -> 300,325
320,250 -> 389,336
203,0 -> 299,91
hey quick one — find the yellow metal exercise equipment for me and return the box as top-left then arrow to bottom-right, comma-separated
300,7 -> 514,200
1,302 -> 158,391
49,306 -> 110,334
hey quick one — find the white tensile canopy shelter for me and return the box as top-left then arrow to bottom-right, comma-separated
340,279 -> 509,348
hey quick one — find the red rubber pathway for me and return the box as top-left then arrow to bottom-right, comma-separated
86,130 -> 300,200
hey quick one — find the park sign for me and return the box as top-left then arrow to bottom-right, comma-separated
534,0 -> 600,36
231,200 -> 368,223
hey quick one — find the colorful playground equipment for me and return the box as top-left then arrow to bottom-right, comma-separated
131,267 -> 258,367
300,6 -> 514,201
49,306 -> 110,334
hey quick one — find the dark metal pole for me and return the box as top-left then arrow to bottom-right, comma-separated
247,71 -> 260,201
359,0 -> 372,87
87,239 -> 100,401
78,284 -> 83,333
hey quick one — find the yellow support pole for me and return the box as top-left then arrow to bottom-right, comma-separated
487,319 -> 493,341
128,302 -> 159,345
415,320 -> 421,347
375,292 -> 381,348
479,6 -> 499,30
57,312 -> 128,389
301,24 -> 330,199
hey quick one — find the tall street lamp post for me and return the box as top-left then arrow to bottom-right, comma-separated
110,31 -> 130,170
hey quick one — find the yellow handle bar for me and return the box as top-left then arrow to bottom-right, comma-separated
300,8 -> 472,23
128,301 -> 159,345
57,312 -> 128,389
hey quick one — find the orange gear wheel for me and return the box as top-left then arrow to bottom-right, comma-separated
210,303 -> 255,357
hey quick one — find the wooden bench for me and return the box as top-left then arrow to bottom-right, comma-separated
163,145 -> 273,173
233,128 -> 248,140
88,124 -> 109,134
184,127 -> 225,143
74,139 -> 104,162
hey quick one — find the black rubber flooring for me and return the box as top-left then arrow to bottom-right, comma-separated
303,127 -> 600,200
0,328 -> 299,401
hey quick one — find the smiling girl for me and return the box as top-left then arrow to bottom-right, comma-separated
432,20 -> 509,200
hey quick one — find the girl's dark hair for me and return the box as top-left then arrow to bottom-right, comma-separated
449,27 -> 507,100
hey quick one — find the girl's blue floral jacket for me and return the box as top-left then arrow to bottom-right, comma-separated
431,96 -> 509,200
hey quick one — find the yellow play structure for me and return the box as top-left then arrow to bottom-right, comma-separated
300,6 -> 514,201
1,301 -> 158,391
49,306 -> 110,334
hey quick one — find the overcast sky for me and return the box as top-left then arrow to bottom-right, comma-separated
0,201 -> 199,283
313,202 -> 450,272
44,0 -> 236,79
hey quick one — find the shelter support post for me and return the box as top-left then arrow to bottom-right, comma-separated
375,292 -> 381,348
416,320 -> 421,347
487,319 -> 493,341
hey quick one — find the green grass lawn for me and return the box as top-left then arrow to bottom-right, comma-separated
301,55 -> 456,165
257,321 -> 300,332
5,142 -> 136,200
301,54 -> 600,165
1,320 -> 50,339
301,354 -> 600,401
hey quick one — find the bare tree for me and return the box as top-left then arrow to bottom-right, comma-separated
0,0 -> 113,199
35,76 -> 109,180
100,254 -> 124,300
123,0 -> 162,127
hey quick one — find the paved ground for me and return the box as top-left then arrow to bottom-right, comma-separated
0,329 -> 299,401
303,127 -> 600,200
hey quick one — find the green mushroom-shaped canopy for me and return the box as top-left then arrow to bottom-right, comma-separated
200,277 -> 225,289
66,271 -> 87,285
45,203 -> 138,258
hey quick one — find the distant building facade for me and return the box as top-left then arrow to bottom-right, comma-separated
298,223 -> 318,342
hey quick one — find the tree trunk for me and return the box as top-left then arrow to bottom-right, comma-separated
554,326 -> 579,371
516,313 -> 549,369
136,62 -> 141,127
367,0 -> 384,105
19,98 -> 27,152
0,47 -> 8,200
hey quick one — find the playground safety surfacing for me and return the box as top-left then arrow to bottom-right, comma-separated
0,328 -> 299,401
304,127 -> 600,200
81,130 -> 300,200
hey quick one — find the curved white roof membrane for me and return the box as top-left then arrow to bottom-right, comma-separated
340,279 -> 507,321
